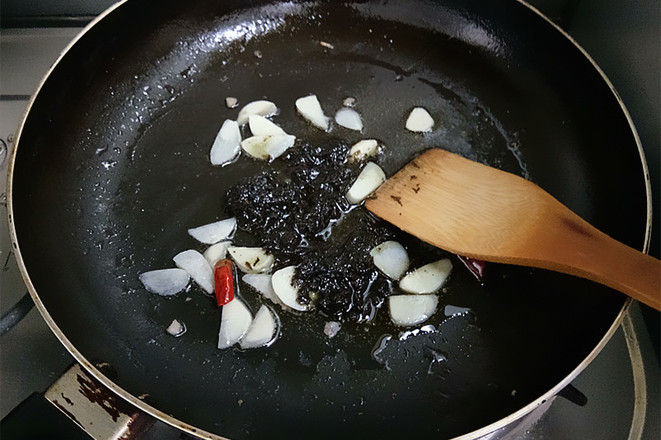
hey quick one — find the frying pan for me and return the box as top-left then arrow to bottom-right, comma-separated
7,0 -> 651,438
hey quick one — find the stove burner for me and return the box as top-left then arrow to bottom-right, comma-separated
0,293 -> 34,337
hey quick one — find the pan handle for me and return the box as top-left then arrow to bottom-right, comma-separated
0,392 -> 90,439
0,363 -> 155,439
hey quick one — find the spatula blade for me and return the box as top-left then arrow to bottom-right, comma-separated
365,148 -> 554,261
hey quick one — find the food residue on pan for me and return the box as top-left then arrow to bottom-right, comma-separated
139,95 -> 480,351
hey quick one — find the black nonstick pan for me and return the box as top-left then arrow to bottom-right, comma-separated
8,0 -> 651,438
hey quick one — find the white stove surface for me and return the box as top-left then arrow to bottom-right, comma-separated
0,26 -> 658,440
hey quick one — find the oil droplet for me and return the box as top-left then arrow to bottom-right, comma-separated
101,160 -> 117,170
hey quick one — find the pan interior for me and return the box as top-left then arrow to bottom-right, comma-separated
11,1 -> 644,438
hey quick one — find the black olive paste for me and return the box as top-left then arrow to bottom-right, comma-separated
227,139 -> 396,322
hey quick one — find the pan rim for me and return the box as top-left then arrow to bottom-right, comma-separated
6,0 -> 652,439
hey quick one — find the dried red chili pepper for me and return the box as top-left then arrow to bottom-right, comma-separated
458,256 -> 487,283
214,259 -> 235,306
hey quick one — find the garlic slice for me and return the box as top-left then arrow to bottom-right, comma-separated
173,250 -> 214,294
209,119 -> 241,166
166,319 -> 187,337
335,107 -> 363,131
389,294 -> 438,326
242,273 -> 280,304
203,241 -> 232,266
187,218 -> 237,244
271,266 -> 309,311
228,246 -> 274,273
241,134 -> 296,161
217,298 -> 253,349
295,95 -> 330,130
405,107 -> 434,132
345,162 -> 386,204
348,139 -> 379,162
139,268 -> 189,296
237,100 -> 278,125
399,259 -> 453,294
248,114 -> 286,136
239,305 -> 279,349
370,241 -> 410,280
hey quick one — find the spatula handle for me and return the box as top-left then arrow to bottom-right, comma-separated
536,207 -> 660,310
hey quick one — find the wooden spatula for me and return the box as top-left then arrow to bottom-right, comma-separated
365,149 -> 660,311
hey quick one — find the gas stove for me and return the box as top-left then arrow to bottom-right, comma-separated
1,5 -> 659,439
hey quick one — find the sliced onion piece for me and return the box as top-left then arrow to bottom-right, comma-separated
209,119 -> 241,166
271,266 -> 309,311
173,250 -> 214,294
389,294 -> 438,326
228,246 -> 274,273
237,100 -> 278,125
295,95 -> 330,130
203,241 -> 231,266
242,273 -> 279,304
248,114 -> 286,136
335,107 -> 363,131
241,134 -> 296,161
239,305 -> 279,349
348,139 -> 379,162
139,268 -> 189,296
370,241 -> 410,280
217,298 -> 253,349
345,162 -> 386,204
399,259 -> 453,294
405,107 -> 434,132
188,218 -> 237,244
